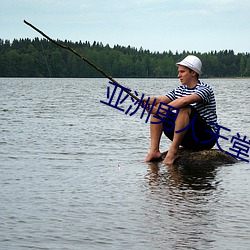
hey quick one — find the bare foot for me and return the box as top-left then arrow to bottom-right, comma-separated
144,150 -> 162,162
163,149 -> 179,165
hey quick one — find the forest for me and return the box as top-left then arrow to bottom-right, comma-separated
0,38 -> 250,78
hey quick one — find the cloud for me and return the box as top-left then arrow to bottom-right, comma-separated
134,0 -> 168,5
79,3 -> 89,10
198,0 -> 250,11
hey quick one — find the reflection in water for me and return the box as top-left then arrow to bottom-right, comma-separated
144,162 -> 221,249
147,162 -> 220,191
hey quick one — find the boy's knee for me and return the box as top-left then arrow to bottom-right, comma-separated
179,106 -> 192,116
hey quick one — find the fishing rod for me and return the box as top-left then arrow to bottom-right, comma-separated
23,20 -> 140,102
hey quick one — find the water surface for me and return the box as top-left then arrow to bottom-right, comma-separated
1,78 -> 250,249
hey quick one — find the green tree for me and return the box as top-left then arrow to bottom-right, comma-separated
244,56 -> 250,76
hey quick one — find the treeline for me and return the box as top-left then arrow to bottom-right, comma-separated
0,38 -> 250,78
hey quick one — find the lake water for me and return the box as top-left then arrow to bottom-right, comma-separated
0,78 -> 250,250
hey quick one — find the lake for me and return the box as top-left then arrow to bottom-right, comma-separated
0,78 -> 250,249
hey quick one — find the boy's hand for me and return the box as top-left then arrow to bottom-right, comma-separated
142,97 -> 159,115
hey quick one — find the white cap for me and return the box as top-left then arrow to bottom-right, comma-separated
176,55 -> 202,75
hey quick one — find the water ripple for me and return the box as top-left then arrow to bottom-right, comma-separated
0,78 -> 250,250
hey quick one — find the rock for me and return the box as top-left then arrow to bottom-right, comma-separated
161,148 -> 237,166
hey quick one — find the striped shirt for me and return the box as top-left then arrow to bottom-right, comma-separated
166,80 -> 218,132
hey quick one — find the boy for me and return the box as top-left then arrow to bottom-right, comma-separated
144,55 -> 217,164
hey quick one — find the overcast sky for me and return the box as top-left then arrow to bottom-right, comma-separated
1,0 -> 249,53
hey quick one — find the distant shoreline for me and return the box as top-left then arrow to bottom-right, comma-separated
1,38 -> 250,78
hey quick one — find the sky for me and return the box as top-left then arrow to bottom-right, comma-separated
1,0 -> 250,53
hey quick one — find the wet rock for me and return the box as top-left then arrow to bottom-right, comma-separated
161,148 -> 237,166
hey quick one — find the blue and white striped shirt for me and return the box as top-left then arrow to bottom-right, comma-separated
166,80 -> 218,132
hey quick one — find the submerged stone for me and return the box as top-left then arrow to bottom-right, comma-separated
161,149 -> 237,166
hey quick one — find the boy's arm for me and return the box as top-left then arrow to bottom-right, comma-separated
168,94 -> 201,109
